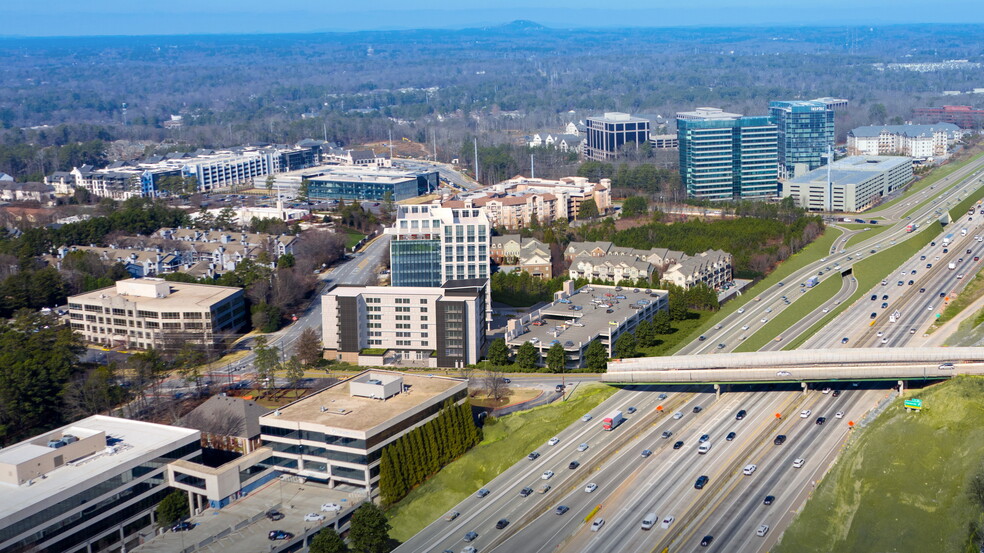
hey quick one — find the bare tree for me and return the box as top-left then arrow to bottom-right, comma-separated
483,368 -> 507,402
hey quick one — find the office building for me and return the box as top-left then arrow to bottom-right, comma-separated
306,166 -> 438,202
444,176 -> 611,229
258,370 -> 468,496
782,155 -> 913,212
0,415 -> 200,553
67,278 -> 246,350
322,280 -> 488,368
769,99 -> 837,179
847,123 -> 962,159
584,112 -> 650,161
386,204 -> 490,287
912,105 -> 984,129
677,107 -> 778,201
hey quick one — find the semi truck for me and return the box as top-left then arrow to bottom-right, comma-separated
943,233 -> 955,247
602,410 -> 625,431
805,276 -> 820,288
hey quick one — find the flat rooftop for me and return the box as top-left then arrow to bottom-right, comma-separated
70,279 -> 241,309
265,372 -> 466,433
507,285 -> 667,350
790,156 -> 912,186
0,415 -> 198,521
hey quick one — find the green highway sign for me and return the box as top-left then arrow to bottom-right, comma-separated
904,398 -> 923,410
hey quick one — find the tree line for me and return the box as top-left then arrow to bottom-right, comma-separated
378,399 -> 482,506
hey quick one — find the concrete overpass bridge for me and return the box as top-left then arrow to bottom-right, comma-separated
603,348 -> 984,389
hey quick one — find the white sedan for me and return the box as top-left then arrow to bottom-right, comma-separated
792,458 -> 806,469
584,483 -> 598,493
321,503 -> 342,512
542,470 -> 555,480
548,437 -> 560,446
304,513 -> 325,522
743,464 -> 757,475
800,409 -> 812,418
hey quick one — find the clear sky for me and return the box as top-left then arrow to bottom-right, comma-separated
4,0 -> 984,36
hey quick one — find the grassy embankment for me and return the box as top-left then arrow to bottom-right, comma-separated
843,224 -> 892,248
386,383 -> 617,541
734,274 -> 842,352
775,377 -> 984,553
868,150 -> 984,217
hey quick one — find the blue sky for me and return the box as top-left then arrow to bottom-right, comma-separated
4,0 -> 984,36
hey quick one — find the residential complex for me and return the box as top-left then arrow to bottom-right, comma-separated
322,280 -> 488,368
444,175 -> 611,229
912,105 -> 984,129
677,107 -> 778,201
584,112 -> 651,161
504,282 -> 669,368
490,235 -> 553,279
258,371 -> 468,496
769,99 -> 838,180
386,204 -> 490,287
0,415 -> 200,553
847,123 -> 962,159
527,132 -> 585,154
67,278 -> 247,350
564,241 -> 733,290
782,155 -> 914,212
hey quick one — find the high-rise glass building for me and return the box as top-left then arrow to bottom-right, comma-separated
584,112 -> 651,161
769,100 -> 836,180
387,204 -> 490,287
677,108 -> 778,201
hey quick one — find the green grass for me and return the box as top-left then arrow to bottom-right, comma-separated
734,275 -> 842,352
868,151 -> 984,217
385,383 -> 618,541
775,377 -> 984,553
781,223 -> 941,350
343,228 -> 365,249
931,265 -> 984,329
668,229 -> 843,353
949,183 -> 984,222
844,225 -> 892,248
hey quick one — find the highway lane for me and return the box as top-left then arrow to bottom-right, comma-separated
757,273 -> 859,352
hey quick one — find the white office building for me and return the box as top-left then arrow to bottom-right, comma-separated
782,156 -> 914,212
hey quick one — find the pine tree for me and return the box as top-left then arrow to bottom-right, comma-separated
424,422 -> 440,473
348,502 -> 391,553
379,447 -> 395,505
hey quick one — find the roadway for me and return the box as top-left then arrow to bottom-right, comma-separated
394,158 -> 482,191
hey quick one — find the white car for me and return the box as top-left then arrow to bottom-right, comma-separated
304,513 -> 325,522
661,515 -> 675,529
776,370 -> 792,377
741,325 -> 750,331
800,409 -> 812,418
765,307 -> 772,313
792,458 -> 806,469
578,443 -> 589,452
590,519 -> 605,532
548,437 -> 560,446
585,483 -> 598,493
581,414 -> 592,422
876,331 -> 883,337
743,464 -> 757,475
760,317 -> 768,323
320,503 -> 342,512
835,411 -> 845,419
822,308 -> 829,313
756,524 -> 770,537
822,388 -> 831,394
737,308 -> 745,314
542,470 -> 554,480
672,412 -> 683,419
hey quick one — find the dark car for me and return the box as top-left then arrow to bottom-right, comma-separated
694,475 -> 709,489
735,409 -> 746,420
881,302 -> 888,308
673,441 -> 684,450
816,417 -> 827,425
870,312 -> 877,319
919,288 -> 926,293
477,488 -> 491,498
495,519 -> 510,530
464,531 -> 478,542
693,406 -> 703,414
569,461 -> 580,470
764,495 -> 775,505
882,294 -> 889,300
870,294 -> 877,301
657,393 -> 668,400
555,505 -> 570,515
171,521 -> 194,532
627,406 -> 637,414
698,335 -> 706,341
641,449 -> 653,457
699,434 -> 710,443
527,451 -> 540,461
265,510 -> 285,521
701,535 -> 714,547
774,434 -> 787,445
841,337 -> 849,344
520,487 -> 534,497
726,431 -> 736,441
268,530 -> 294,541
832,390 -> 841,397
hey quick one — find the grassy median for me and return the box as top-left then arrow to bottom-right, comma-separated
868,150 -> 984,217
775,376 -> 984,553
844,224 -> 892,248
386,382 -> 617,542
734,274 -> 842,352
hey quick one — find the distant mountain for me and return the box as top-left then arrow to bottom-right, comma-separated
491,20 -> 550,32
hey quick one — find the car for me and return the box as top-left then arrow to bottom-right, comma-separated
578,442 -> 589,452
657,393 -> 668,400
495,519 -> 510,529
736,409 -> 747,420
939,362 -> 955,370
673,411 -> 684,419
527,451 -> 540,461
921,255 -> 926,260
763,495 -> 775,505
462,548 -> 477,553
555,505 -> 570,515
761,317 -> 768,323
835,411 -> 845,419
171,521 -> 194,532
774,434 -> 787,445
766,307 -> 773,312
757,524 -> 770,537
822,387 -> 832,394
800,409 -> 812,418
700,535 -> 714,547
661,430 -> 673,439
870,312 -> 877,319
590,519 -> 605,532
727,432 -> 739,442
694,475 -> 709,489
443,511 -> 461,521
881,337 -> 888,344
321,502 -> 342,512
585,483 -> 598,493
816,417 -> 827,425
581,414 -> 593,422
717,343 -> 726,349
673,440 -> 684,449
743,464 -> 757,475
464,531 -> 478,542
876,331 -> 883,337
822,307 -> 829,313
927,263 -> 933,268
641,449 -> 653,457
568,461 -> 580,470
699,434 -> 710,443
777,370 -> 792,376
304,513 -> 325,522
477,488 -> 491,498
503,378 -> 511,384
958,274 -> 964,279
793,458 -> 806,468
737,308 -> 745,314
882,302 -> 888,308
266,510 -> 285,521
920,288 -> 926,293
832,390 -> 841,397
698,335 -> 706,341
909,280 -> 915,285
898,281 -> 904,286
693,406 -> 703,414
542,470 -> 555,480
741,324 -> 750,331
841,337 -> 849,344
548,437 -> 560,446
870,294 -> 877,301
268,530 -> 294,541
627,406 -> 637,414
661,515 -> 675,529
940,292 -> 946,297
519,487 -> 534,497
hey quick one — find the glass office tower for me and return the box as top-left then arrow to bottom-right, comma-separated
769,100 -> 836,180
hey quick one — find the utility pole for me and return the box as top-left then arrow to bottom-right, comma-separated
826,144 -> 833,212
388,129 -> 395,160
530,153 -> 535,179
323,122 -> 328,143
473,137 -> 480,184
432,128 -> 438,162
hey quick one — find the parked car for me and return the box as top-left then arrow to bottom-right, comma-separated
171,521 -> 194,532
265,510 -> 284,521
321,503 -> 341,512
304,513 -> 325,522
268,530 -> 294,541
